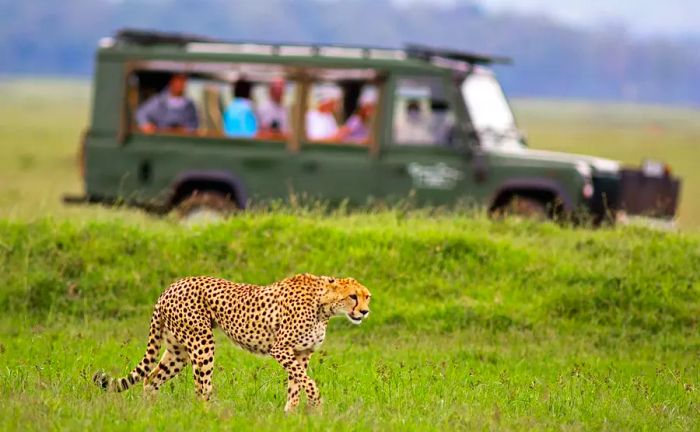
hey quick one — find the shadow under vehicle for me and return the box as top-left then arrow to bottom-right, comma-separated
65,29 -> 682,223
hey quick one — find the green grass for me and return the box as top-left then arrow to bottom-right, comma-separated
0,78 -> 152,223
1,79 -> 699,430
0,214 -> 699,430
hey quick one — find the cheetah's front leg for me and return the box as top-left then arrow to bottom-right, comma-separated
270,346 -> 320,412
284,350 -> 313,411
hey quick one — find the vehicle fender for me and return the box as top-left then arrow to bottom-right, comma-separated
170,170 -> 248,209
489,178 -> 575,212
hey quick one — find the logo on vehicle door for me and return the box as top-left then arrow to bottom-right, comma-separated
407,162 -> 464,190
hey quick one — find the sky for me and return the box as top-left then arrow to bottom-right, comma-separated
392,0 -> 700,37
107,0 -> 700,38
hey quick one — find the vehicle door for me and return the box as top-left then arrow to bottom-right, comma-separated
289,74 -> 381,205
121,62 -> 297,205
378,74 -> 476,206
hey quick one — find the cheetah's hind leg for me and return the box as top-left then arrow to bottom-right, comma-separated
143,329 -> 189,396
187,327 -> 216,401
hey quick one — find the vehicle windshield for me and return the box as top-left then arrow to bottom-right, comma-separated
461,69 -> 524,150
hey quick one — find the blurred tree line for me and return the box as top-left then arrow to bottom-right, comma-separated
1,0 -> 699,105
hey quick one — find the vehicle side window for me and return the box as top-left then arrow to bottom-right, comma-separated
221,79 -> 297,140
127,63 -> 296,142
392,77 -> 456,147
129,71 -> 201,135
304,78 -> 378,146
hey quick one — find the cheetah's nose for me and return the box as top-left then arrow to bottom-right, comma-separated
360,309 -> 369,316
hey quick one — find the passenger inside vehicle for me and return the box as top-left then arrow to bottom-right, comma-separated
132,65 -> 377,144
135,73 -> 199,134
306,86 -> 341,141
335,87 -> 377,144
223,78 -> 258,137
393,77 -> 456,146
394,99 -> 433,144
305,83 -> 377,144
256,77 -> 289,139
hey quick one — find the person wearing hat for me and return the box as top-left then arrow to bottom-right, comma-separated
306,86 -> 342,141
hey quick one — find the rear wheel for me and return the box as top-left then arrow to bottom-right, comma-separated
493,195 -> 549,220
175,191 -> 238,224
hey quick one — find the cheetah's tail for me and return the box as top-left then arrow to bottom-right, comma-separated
93,308 -> 163,393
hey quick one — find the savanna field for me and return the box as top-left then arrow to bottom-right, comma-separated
0,79 -> 699,430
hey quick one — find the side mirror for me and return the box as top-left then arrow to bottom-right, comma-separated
519,129 -> 529,147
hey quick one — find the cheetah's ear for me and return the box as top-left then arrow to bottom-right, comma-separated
319,279 -> 343,304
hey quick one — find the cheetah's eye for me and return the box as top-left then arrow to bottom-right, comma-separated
349,294 -> 357,300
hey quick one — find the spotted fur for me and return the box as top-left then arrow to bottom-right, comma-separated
93,273 -> 371,411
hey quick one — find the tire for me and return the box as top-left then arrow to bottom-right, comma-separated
493,195 -> 548,220
175,191 -> 238,224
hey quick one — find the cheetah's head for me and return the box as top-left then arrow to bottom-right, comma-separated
320,276 -> 372,325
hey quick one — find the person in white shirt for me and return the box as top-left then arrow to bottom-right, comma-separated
306,86 -> 342,141
256,77 -> 289,137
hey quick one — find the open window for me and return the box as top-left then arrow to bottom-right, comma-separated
301,69 -> 381,150
392,76 -> 457,147
125,61 -> 297,142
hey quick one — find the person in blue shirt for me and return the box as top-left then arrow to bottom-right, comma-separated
223,79 -> 258,137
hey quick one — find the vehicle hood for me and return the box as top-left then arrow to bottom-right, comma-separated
488,146 -> 621,175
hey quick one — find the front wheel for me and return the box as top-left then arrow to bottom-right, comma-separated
492,195 -> 549,221
175,191 -> 238,225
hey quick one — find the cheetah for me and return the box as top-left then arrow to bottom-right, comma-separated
93,273 -> 371,411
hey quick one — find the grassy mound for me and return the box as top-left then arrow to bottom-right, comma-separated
2,213 -> 698,331
0,213 -> 698,430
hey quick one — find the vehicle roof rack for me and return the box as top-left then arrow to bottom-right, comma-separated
115,28 -> 219,46
405,43 -> 512,65
110,29 -> 511,67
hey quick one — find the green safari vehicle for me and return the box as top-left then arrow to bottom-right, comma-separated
66,29 -> 681,222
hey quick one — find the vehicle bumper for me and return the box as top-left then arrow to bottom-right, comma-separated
618,169 -> 681,218
590,169 -> 681,219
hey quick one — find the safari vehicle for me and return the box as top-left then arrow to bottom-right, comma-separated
66,29 -> 681,222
